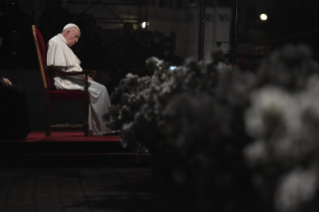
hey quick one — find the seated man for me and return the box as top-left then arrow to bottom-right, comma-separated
0,77 -> 30,139
46,23 -> 111,135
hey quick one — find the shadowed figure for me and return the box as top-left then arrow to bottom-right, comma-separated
0,77 -> 30,139
154,37 -> 183,66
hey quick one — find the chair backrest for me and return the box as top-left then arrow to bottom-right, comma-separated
32,25 -> 50,89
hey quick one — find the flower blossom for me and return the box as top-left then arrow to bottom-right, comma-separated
275,168 -> 318,212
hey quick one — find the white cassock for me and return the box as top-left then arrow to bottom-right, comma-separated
47,34 -> 111,135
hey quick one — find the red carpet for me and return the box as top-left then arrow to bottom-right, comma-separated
0,131 -> 121,142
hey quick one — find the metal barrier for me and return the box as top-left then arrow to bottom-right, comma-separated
225,29 -> 319,65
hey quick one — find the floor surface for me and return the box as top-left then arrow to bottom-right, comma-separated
0,166 -> 194,212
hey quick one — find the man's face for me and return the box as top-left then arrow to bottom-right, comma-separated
161,42 -> 171,56
65,28 -> 81,47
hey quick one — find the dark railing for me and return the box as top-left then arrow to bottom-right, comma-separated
68,0 -> 147,27
225,29 -> 319,65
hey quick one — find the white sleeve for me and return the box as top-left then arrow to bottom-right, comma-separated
47,40 -> 85,80
47,40 -> 67,67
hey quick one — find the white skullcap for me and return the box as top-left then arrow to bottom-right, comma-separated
63,23 -> 80,31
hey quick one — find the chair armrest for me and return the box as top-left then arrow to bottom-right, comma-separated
46,66 -> 96,77
83,70 -> 97,78
46,66 -> 96,93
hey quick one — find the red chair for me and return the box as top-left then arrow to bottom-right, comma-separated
32,25 -> 95,136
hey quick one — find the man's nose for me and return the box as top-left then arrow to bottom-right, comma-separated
75,38 -> 78,42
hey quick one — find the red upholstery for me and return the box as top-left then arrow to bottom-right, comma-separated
32,25 -> 50,89
50,90 -> 85,100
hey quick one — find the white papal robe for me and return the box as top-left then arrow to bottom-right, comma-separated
47,34 -> 111,135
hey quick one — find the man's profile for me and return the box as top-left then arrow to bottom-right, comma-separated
46,23 -> 111,135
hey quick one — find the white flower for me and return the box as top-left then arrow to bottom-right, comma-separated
232,72 -> 256,95
245,77 -> 319,167
140,88 -> 151,100
216,62 -> 232,74
126,73 -> 136,79
146,56 -> 163,67
299,76 -> 319,118
274,136 -> 296,159
137,76 -> 151,85
139,104 -> 152,121
245,86 -> 300,139
159,82 -> 172,95
122,122 -> 133,131
121,105 -> 129,111
151,75 -> 160,86
275,167 -> 318,212
243,140 -> 268,165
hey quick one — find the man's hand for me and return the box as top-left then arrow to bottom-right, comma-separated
3,78 -> 12,86
88,77 -> 94,81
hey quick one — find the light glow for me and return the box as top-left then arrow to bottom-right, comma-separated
141,22 -> 147,28
260,14 -> 268,21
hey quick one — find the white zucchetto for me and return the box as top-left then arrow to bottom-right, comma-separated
63,23 -> 80,31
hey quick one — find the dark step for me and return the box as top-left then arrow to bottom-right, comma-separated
0,141 -> 130,154
0,153 -> 151,167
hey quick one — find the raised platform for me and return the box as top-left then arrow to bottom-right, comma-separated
0,131 -> 126,154
0,131 -> 150,167
1,131 -> 121,142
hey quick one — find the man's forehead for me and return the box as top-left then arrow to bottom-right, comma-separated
71,27 -> 81,35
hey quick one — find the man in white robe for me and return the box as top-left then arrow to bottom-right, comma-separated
47,23 -> 111,135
